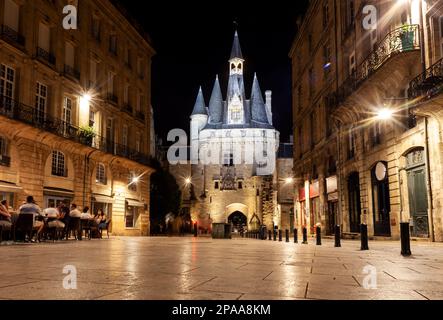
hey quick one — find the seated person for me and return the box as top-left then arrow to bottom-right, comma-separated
80,206 -> 92,220
18,196 -> 44,240
44,207 -> 65,229
97,210 -> 107,230
69,204 -> 82,218
0,199 -> 12,231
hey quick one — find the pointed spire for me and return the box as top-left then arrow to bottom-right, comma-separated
230,30 -> 243,60
191,86 -> 208,116
250,73 -> 269,124
208,75 -> 223,124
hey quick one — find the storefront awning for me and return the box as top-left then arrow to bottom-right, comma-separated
126,199 -> 145,207
92,194 -> 114,204
0,182 -> 23,193
43,187 -> 74,197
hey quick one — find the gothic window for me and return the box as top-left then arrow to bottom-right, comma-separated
51,151 -> 67,177
96,163 -> 107,185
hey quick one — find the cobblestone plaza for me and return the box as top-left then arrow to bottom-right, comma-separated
1,237 -> 442,300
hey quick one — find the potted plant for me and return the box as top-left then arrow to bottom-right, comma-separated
79,125 -> 96,146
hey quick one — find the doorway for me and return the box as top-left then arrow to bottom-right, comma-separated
406,148 -> 429,237
327,201 -> 338,235
348,172 -> 361,233
228,211 -> 247,234
371,162 -> 391,236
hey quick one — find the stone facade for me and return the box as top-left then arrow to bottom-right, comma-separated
0,0 -> 155,236
290,0 -> 443,241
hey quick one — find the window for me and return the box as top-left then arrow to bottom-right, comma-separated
308,68 -> 314,97
0,137 -> 6,156
372,122 -> 381,146
128,172 -> 137,192
4,0 -> 19,32
63,97 -> 72,134
323,2 -> 329,27
51,151 -> 67,177
125,203 -> 139,228
214,181 -> 219,189
35,82 -> 47,123
122,125 -> 128,147
323,43 -> 331,78
137,92 -> 144,112
238,181 -> 243,189
349,51 -> 356,76
348,128 -> 356,159
308,34 -> 313,53
109,35 -> 117,55
135,133 -> 141,153
106,118 -> 114,142
96,163 -> 107,184
440,17 -> 443,57
347,0 -> 355,27
108,72 -> 114,95
91,17 -> 100,41
38,22 -> 50,52
89,59 -> 97,87
310,112 -> 316,148
297,85 -> 302,113
223,152 -> 234,166
65,42 -> 75,68
123,84 -> 129,105
89,110 -> 95,127
137,58 -> 143,78
125,48 -> 131,67
0,64 -> 15,108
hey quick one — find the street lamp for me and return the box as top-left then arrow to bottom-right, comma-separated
285,177 -> 294,184
185,177 -> 192,185
132,176 -> 140,184
376,108 -> 393,120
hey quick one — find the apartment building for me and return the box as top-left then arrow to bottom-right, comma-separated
0,0 -> 155,235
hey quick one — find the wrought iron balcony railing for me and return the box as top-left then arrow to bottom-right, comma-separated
0,95 -> 152,167
136,111 -> 145,121
36,47 -> 56,66
408,57 -> 443,100
0,25 -> 25,47
107,93 -> 118,104
63,65 -> 80,80
0,154 -> 11,167
123,104 -> 133,115
329,25 -> 420,109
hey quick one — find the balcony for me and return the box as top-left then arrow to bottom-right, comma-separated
408,58 -> 443,101
0,154 -> 11,167
36,47 -> 56,66
328,25 -> 420,110
63,65 -> 80,81
107,93 -> 118,105
123,104 -> 133,115
136,111 -> 145,122
0,95 -> 152,167
0,25 -> 25,48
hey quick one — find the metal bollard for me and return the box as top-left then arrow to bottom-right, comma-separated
316,226 -> 321,245
360,224 -> 369,250
285,229 -> 289,242
334,225 -> 341,247
302,227 -> 308,244
193,223 -> 198,237
278,230 -> 282,242
400,222 -> 412,256
294,228 -> 298,243
268,230 -> 272,240
273,230 -> 277,241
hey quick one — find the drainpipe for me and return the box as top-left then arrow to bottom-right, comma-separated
424,117 -> 435,241
418,0 -> 427,74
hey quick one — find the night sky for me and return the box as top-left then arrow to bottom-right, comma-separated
120,1 -> 310,143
